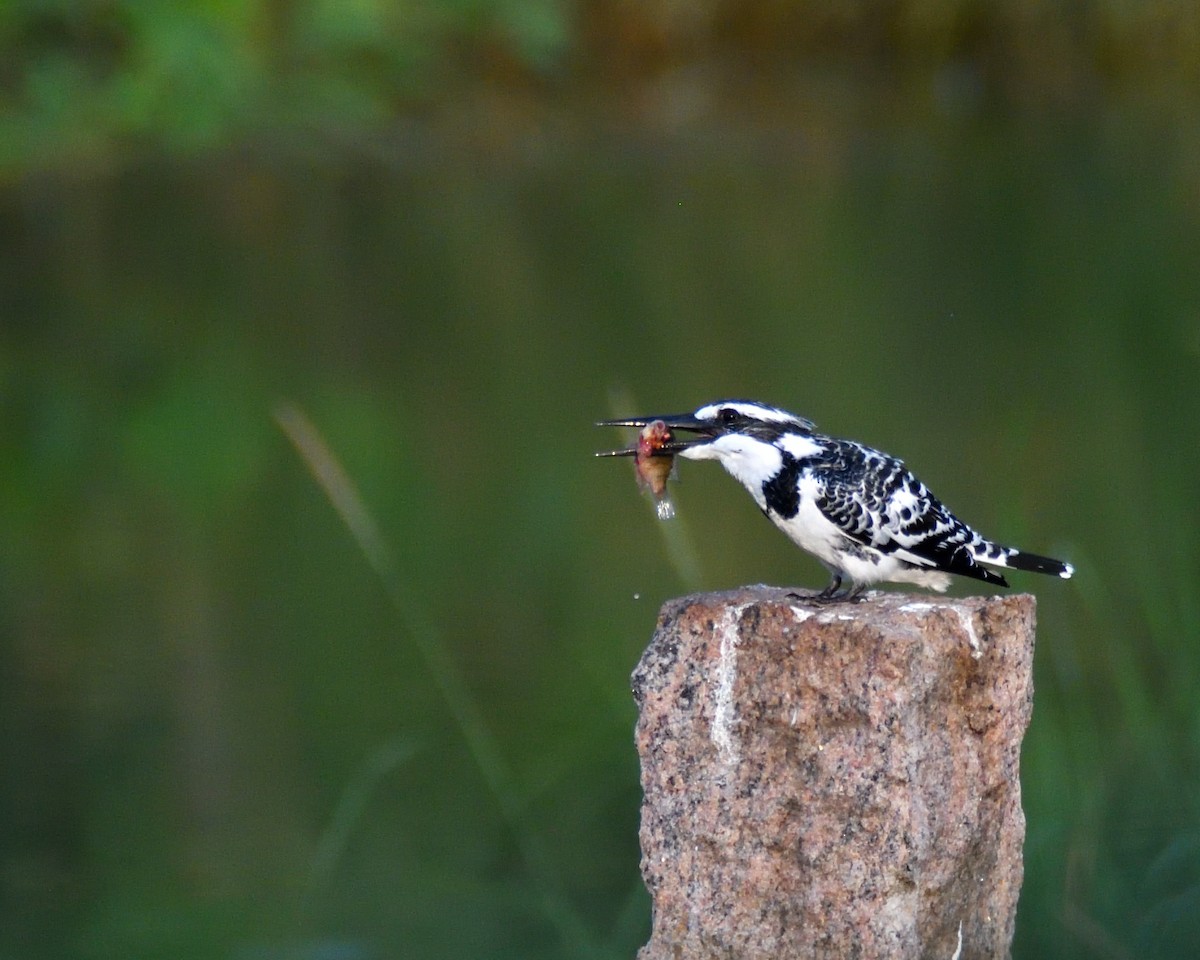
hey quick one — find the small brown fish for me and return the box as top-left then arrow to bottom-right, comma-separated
595,416 -> 683,520
635,420 -> 677,519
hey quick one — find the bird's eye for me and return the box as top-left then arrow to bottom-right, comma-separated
719,407 -> 738,424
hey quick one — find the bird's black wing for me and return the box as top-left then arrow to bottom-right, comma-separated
811,441 -> 1008,586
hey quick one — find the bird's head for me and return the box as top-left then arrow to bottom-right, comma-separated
597,400 -> 821,485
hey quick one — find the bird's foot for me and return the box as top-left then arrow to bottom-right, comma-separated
813,577 -> 865,603
785,576 -> 865,604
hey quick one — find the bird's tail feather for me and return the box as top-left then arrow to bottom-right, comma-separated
1005,549 -> 1074,579
975,542 -> 1074,580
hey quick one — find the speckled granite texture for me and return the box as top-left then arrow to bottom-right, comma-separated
633,587 -> 1035,960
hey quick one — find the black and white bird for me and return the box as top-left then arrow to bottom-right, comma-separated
597,400 -> 1074,599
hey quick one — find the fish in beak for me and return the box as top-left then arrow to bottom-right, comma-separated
596,414 -> 715,520
593,413 -> 715,459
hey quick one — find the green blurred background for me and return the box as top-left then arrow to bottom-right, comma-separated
2,1 -> 1199,958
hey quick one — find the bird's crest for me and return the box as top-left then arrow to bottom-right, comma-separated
694,400 -> 817,434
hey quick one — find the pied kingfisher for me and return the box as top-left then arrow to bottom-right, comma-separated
598,399 -> 1074,599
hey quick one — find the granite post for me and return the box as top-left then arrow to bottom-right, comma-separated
632,587 -> 1035,960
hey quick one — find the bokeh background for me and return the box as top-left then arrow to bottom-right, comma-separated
3,2 -> 1200,958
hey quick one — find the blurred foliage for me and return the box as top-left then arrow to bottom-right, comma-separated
1,0 -> 1200,171
0,0 -> 572,167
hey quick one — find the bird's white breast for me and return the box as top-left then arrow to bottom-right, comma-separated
772,474 -> 847,564
770,473 -> 952,590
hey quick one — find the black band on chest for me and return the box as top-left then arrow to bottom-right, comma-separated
761,453 -> 802,519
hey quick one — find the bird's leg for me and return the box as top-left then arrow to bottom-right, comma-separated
814,573 -> 843,602
809,574 -> 868,603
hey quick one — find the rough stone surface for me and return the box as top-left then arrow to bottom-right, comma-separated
632,587 -> 1036,960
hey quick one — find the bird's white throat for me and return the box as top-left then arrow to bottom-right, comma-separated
680,434 -> 785,500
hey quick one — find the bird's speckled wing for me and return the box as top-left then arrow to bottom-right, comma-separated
810,441 -> 1008,586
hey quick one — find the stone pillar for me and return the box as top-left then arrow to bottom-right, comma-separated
632,587 -> 1035,960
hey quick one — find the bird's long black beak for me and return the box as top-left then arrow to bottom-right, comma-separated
594,413 -> 714,458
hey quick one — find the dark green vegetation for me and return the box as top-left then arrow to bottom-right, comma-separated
3,3 -> 1200,959
3,0 -> 1200,174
